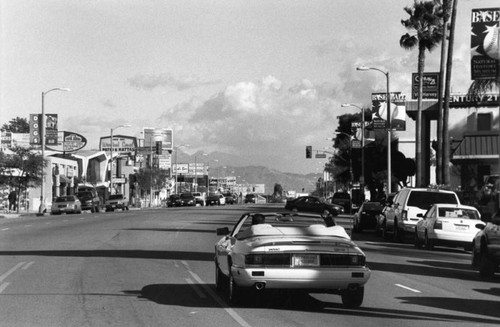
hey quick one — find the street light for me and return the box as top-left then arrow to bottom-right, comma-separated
357,65 -> 391,197
342,103 -> 365,193
38,87 -> 70,215
110,124 -> 131,195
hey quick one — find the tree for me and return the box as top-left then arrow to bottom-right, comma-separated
134,168 -> 170,196
0,146 -> 45,212
400,0 -> 444,186
1,117 -> 30,133
272,183 -> 283,198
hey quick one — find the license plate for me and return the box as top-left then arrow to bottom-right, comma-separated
455,225 -> 468,230
292,254 -> 319,267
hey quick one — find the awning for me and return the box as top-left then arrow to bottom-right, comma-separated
59,175 -> 72,184
451,132 -> 499,164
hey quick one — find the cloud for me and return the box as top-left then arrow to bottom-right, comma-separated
127,73 -> 221,91
101,99 -> 116,108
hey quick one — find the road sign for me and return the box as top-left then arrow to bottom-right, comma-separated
351,140 -> 362,148
315,153 -> 327,159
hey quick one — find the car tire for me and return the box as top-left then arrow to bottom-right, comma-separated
414,230 -> 423,248
477,242 -> 496,277
341,286 -> 364,308
424,231 -> 434,250
215,263 -> 226,292
91,207 -> 95,213
95,205 -> 100,213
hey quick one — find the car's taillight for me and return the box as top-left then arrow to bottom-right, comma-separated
434,220 -> 443,229
402,210 -> 408,220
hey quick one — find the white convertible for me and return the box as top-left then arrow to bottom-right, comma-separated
214,212 -> 371,308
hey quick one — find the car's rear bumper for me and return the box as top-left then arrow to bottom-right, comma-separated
230,266 -> 370,290
430,230 -> 476,245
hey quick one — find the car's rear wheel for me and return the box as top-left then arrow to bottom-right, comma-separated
228,275 -> 242,304
477,243 -> 496,277
215,263 -> 226,292
424,231 -> 434,250
414,230 -> 423,248
341,286 -> 364,308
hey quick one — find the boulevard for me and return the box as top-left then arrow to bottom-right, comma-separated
0,204 -> 499,327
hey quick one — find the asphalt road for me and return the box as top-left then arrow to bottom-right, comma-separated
0,205 -> 499,327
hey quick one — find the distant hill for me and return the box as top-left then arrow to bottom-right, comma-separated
177,150 -> 320,194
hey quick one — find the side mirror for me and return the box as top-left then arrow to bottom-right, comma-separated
216,227 -> 230,235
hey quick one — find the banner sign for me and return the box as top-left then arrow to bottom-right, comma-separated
143,128 -> 173,151
471,7 -> 500,80
371,92 -> 406,131
29,113 -> 58,146
411,72 -> 439,99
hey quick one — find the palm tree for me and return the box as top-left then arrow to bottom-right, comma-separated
400,0 -> 444,187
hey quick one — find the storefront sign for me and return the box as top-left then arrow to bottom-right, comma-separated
471,7 -> 500,80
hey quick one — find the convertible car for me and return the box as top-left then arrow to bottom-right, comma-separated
214,212 -> 370,308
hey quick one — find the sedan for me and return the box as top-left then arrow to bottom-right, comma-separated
353,201 -> 383,232
414,203 -> 484,251
285,196 -> 343,216
472,211 -> 500,277
51,195 -> 82,215
179,193 -> 196,206
207,193 -> 225,206
214,212 -> 370,307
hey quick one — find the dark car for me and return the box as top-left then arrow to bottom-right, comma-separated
207,193 -> 225,206
353,201 -> 383,232
224,193 -> 236,205
285,196 -> 343,216
179,193 -> 196,206
331,192 -> 351,214
471,211 -> 500,277
76,191 -> 101,212
167,194 -> 181,207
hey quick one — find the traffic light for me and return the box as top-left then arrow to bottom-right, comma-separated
306,146 -> 312,159
155,141 -> 162,154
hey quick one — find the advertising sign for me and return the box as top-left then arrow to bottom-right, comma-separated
1,131 -> 11,147
371,92 -> 406,131
143,128 -> 173,151
45,131 -> 87,152
29,113 -> 58,146
100,135 -> 137,155
471,8 -> 500,80
411,72 -> 439,99
173,163 -> 189,175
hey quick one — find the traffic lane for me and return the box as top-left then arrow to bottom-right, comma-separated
352,231 -> 500,325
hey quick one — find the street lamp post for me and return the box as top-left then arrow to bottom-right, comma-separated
109,124 -> 131,196
357,65 -> 391,198
342,103 -> 365,193
38,87 -> 70,215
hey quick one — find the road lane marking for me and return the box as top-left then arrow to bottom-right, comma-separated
1,228 -> 9,231
0,282 -> 10,293
186,278 -> 206,298
395,284 -> 421,293
187,270 -> 251,327
0,262 -> 25,283
22,262 -> 34,270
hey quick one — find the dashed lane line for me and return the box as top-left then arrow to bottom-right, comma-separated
0,283 -> 10,293
0,262 -> 25,283
395,283 -> 421,293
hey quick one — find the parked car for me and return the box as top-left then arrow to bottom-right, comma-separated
105,194 -> 129,211
224,193 -> 236,204
76,190 -> 101,213
244,193 -> 267,204
285,196 -> 343,216
472,211 -> 500,277
414,204 -> 484,251
383,188 -> 460,242
166,194 -> 181,207
51,195 -> 82,215
207,193 -> 225,206
179,193 -> 196,206
192,192 -> 206,206
331,192 -> 351,214
353,201 -> 384,232
214,212 -> 370,307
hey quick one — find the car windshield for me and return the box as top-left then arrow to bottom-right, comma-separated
438,207 -> 480,220
363,202 -> 383,211
56,196 -> 74,202
76,191 -> 92,198
109,195 -> 123,200
407,191 -> 458,209
180,194 -> 194,198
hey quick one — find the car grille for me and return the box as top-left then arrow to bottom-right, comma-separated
245,253 -> 365,267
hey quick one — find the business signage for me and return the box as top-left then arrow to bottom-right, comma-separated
411,72 -> 439,99
143,128 -> 173,151
471,7 -> 500,80
371,92 -> 406,131
100,135 -> 137,155
45,131 -> 87,152
29,113 -> 58,146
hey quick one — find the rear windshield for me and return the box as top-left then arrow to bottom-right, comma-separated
109,195 -> 124,200
407,191 -> 458,209
438,207 -> 480,220
363,203 -> 383,211
333,193 -> 350,199
56,196 -> 74,202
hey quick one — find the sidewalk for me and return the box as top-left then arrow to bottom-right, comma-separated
0,211 -> 39,219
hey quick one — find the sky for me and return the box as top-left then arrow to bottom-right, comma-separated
1,0 -> 498,174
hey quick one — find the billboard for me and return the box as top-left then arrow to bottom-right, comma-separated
371,92 -> 407,131
471,7 -> 500,80
143,128 -> 173,151
45,131 -> 87,152
100,135 -> 137,155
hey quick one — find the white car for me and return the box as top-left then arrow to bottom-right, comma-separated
215,212 -> 371,308
414,204 -> 485,251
